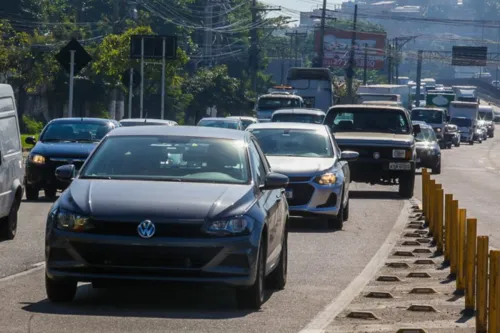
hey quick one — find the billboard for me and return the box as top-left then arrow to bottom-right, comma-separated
452,46 -> 487,67
315,28 -> 387,69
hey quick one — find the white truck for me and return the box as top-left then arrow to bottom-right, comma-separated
422,78 -> 436,91
452,86 -> 478,103
410,85 -> 426,107
448,101 -> 479,145
357,84 -> 411,109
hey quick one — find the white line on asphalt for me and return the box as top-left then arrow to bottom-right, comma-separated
0,262 -> 45,284
297,200 -> 411,333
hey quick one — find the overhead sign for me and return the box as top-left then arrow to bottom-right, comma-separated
55,38 -> 92,75
130,35 -> 177,60
315,28 -> 387,69
452,46 -> 487,66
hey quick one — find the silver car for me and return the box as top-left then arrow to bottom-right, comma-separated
247,122 -> 358,230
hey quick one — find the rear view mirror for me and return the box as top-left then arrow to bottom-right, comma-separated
413,124 -> 421,135
55,164 -> 76,183
25,136 -> 37,145
340,150 -> 359,162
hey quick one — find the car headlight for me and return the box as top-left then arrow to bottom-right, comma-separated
203,216 -> 255,236
56,209 -> 93,232
435,128 -> 442,133
29,154 -> 46,164
314,172 -> 337,185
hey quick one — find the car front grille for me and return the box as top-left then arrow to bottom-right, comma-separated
87,220 -> 209,238
71,242 -> 222,268
339,145 -> 395,159
286,183 -> 314,206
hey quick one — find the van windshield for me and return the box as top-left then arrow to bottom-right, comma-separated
450,118 -> 472,127
411,109 -> 443,123
326,108 -> 410,134
478,111 -> 493,121
257,97 -> 301,110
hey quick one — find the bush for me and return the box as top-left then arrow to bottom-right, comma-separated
22,115 -> 44,134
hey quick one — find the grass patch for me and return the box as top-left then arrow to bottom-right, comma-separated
21,134 -> 38,151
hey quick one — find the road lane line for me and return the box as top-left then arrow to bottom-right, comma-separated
0,262 -> 45,284
298,200 -> 411,333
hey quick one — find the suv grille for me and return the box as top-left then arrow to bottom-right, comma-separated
339,145 -> 395,159
87,220 -> 209,238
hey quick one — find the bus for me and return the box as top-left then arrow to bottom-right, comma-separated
286,67 -> 334,111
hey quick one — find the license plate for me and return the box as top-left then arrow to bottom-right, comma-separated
389,162 -> 411,170
285,190 -> 293,199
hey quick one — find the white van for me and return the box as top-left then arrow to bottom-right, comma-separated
0,84 -> 24,240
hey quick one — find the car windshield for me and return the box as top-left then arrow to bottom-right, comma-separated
450,118 -> 472,127
120,121 -> 168,126
40,122 -> 114,142
327,108 -> 410,134
257,97 -> 301,110
478,111 -> 493,121
80,136 -> 250,184
415,128 -> 437,142
239,119 -> 255,130
250,128 -> 334,158
271,113 -> 325,124
198,119 -> 239,129
411,109 -> 443,123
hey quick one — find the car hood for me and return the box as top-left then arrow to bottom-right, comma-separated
32,141 -> 98,158
59,179 -> 254,220
266,156 -> 335,175
415,141 -> 438,149
334,132 -> 414,147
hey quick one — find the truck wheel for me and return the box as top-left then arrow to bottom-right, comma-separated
398,173 -> 415,199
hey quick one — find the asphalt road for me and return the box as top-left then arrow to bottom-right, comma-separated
0,183 -> 405,333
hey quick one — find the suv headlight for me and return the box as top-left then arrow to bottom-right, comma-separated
56,209 -> 93,231
314,173 -> 337,185
29,154 -> 46,164
203,216 -> 255,236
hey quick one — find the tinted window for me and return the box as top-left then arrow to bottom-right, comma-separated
40,122 -> 114,142
327,108 -> 410,134
248,142 -> 266,185
272,113 -> 325,124
198,119 -> 239,129
478,111 -> 493,121
81,136 -> 249,184
240,119 -> 255,130
250,128 -> 334,158
0,97 -> 15,113
257,97 -> 301,109
450,118 -> 472,127
0,116 -> 21,154
411,109 -> 443,123
415,128 -> 437,142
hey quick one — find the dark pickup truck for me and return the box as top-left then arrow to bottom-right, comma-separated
323,105 -> 421,198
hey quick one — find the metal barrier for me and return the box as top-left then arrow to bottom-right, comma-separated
421,168 -> 500,333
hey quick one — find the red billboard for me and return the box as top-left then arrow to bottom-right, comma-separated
315,28 -> 387,70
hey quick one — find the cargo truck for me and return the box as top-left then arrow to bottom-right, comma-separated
452,86 -> 478,103
449,101 -> 479,144
357,84 -> 410,109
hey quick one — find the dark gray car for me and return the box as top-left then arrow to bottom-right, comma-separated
45,126 -> 289,309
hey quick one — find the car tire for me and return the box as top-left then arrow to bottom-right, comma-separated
236,237 -> 266,310
432,161 -> 441,175
478,139 -> 482,144
45,273 -> 77,303
343,195 -> 350,221
327,195 -> 344,230
25,186 -> 39,201
0,197 -> 20,240
44,188 -> 57,199
398,173 -> 415,199
455,141 -> 460,147
267,225 -> 288,290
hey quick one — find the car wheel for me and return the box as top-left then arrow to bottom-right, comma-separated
25,186 -> 39,201
266,224 -> 288,290
432,161 -> 441,175
44,188 -> 57,199
478,139 -> 483,144
0,197 -> 20,240
327,195 -> 344,230
398,173 -> 415,199
469,140 -> 474,145
343,196 -> 350,221
45,273 -> 77,303
236,237 -> 266,309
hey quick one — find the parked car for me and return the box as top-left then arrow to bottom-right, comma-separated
226,116 -> 258,130
270,108 -> 326,124
44,126 -> 289,309
412,121 -> 441,174
247,122 -> 358,230
0,84 -> 24,240
120,118 -> 177,126
23,118 -> 120,200
197,117 -> 243,130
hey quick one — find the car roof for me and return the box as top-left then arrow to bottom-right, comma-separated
108,125 -> 249,140
259,93 -> 303,99
120,118 -> 176,124
412,107 -> 445,111
47,117 -> 116,124
328,104 -> 407,112
199,117 -> 240,122
227,116 -> 257,121
272,108 -> 325,115
247,122 -> 328,131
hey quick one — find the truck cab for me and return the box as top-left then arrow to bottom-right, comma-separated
411,107 -> 452,148
255,93 -> 304,122
449,101 -> 480,144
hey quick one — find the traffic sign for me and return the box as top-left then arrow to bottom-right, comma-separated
55,38 -> 92,75
129,35 -> 177,60
122,68 -> 141,89
452,46 -> 487,67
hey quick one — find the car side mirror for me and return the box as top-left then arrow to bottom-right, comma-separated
340,150 -> 359,162
413,124 -> 421,135
55,164 -> 76,183
25,136 -> 37,145
261,172 -> 289,190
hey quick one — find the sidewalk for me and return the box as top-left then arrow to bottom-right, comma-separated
323,199 -> 475,333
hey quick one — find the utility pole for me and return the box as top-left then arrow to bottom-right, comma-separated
316,0 -> 328,68
363,43 -> 368,85
387,41 -> 392,84
394,38 -> 399,83
392,36 -> 418,84
415,50 -> 423,107
346,4 -> 358,102
204,0 -> 213,68
285,30 -> 307,67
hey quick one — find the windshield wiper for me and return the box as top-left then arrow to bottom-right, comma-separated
74,139 -> 100,143
41,139 -> 70,142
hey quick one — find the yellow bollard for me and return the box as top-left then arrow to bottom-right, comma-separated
489,250 -> 500,333
450,199 -> 459,275
465,218 -> 477,310
476,236 -> 488,333
444,194 -> 453,261
424,173 -> 431,221
435,188 -> 444,253
433,184 -> 442,242
456,208 -> 466,292
428,179 -> 436,234
422,169 -> 428,216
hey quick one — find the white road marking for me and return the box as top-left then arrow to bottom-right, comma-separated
297,201 -> 411,333
0,262 -> 45,284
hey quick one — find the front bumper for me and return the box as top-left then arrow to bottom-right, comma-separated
284,176 -> 343,218
487,127 -> 495,136
46,226 -> 260,286
348,159 -> 415,183
460,132 -> 473,142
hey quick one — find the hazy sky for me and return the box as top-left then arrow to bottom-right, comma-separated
260,0 -> 342,19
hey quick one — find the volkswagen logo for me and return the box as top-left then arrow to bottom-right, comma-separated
137,220 -> 156,238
